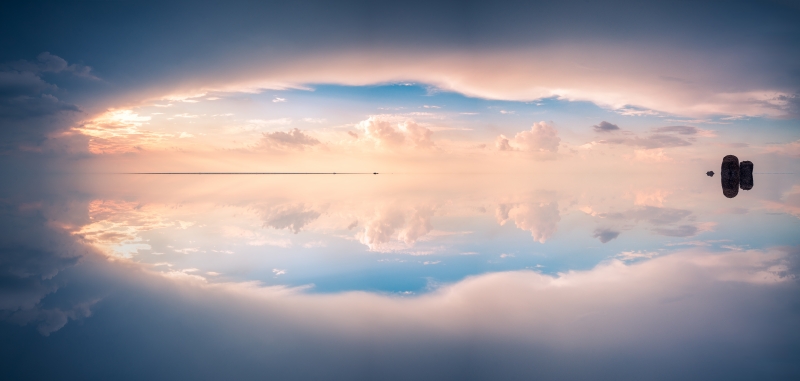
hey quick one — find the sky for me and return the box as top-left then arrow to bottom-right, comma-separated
1,1 -> 800,380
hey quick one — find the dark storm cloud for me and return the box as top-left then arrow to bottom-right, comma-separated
0,198 -> 97,336
0,0 -> 797,118
593,121 -> 620,133
593,228 -> 620,243
0,53 -> 94,151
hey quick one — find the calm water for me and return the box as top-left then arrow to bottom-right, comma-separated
2,161 -> 798,379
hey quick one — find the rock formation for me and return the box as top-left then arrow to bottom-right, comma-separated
721,155 -> 739,198
740,161 -> 754,190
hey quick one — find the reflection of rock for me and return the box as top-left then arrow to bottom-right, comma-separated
706,171 -> 714,177
721,155 -> 739,198
740,161 -> 754,191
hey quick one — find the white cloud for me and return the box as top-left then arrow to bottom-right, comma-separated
358,207 -> 434,252
496,201 -> 561,243
357,116 -> 434,150
495,121 -> 560,158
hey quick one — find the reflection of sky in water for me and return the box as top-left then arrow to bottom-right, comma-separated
2,2 -> 800,378
70,172 -> 800,294
2,166 -> 799,379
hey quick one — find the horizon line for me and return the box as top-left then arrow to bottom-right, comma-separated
123,172 -> 379,175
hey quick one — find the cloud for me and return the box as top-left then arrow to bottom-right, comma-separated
0,199 -> 98,336
602,206 -> 690,225
35,52 -> 96,78
601,133 -> 692,149
20,242 -> 795,377
261,204 -> 321,234
358,206 -> 434,251
74,109 -> 170,154
496,202 -> 560,243
652,225 -> 699,237
593,121 -> 620,132
0,54 -> 90,151
262,128 -> 320,150
599,206 -> 713,238
0,70 -> 54,97
653,125 -> 699,135
4,299 -> 98,336
75,200 -> 173,257
764,185 -> 800,218
495,121 -> 560,158
767,139 -> 800,158
357,116 -> 434,150
592,124 -> 716,152
593,228 -> 620,243
615,250 -> 658,261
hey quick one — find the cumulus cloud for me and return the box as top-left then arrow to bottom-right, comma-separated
358,206 -> 434,251
261,204 -> 321,234
4,300 -> 98,336
36,52 -> 96,78
0,70 -> 54,97
0,54 -> 92,150
357,116 -> 434,149
496,202 -> 560,243
262,128 -> 320,150
0,198 -> 99,336
593,121 -> 620,132
495,121 -> 560,158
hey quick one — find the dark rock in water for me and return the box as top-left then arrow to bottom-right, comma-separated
740,161 -> 754,190
721,155 -> 739,198
706,171 -> 714,177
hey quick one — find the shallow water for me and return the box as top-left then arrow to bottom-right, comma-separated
1,152 -> 799,380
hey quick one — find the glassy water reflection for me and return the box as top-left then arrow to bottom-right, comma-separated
1,167 -> 799,379
57,170 -> 794,293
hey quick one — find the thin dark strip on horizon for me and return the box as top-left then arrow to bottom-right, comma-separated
124,172 -> 379,175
